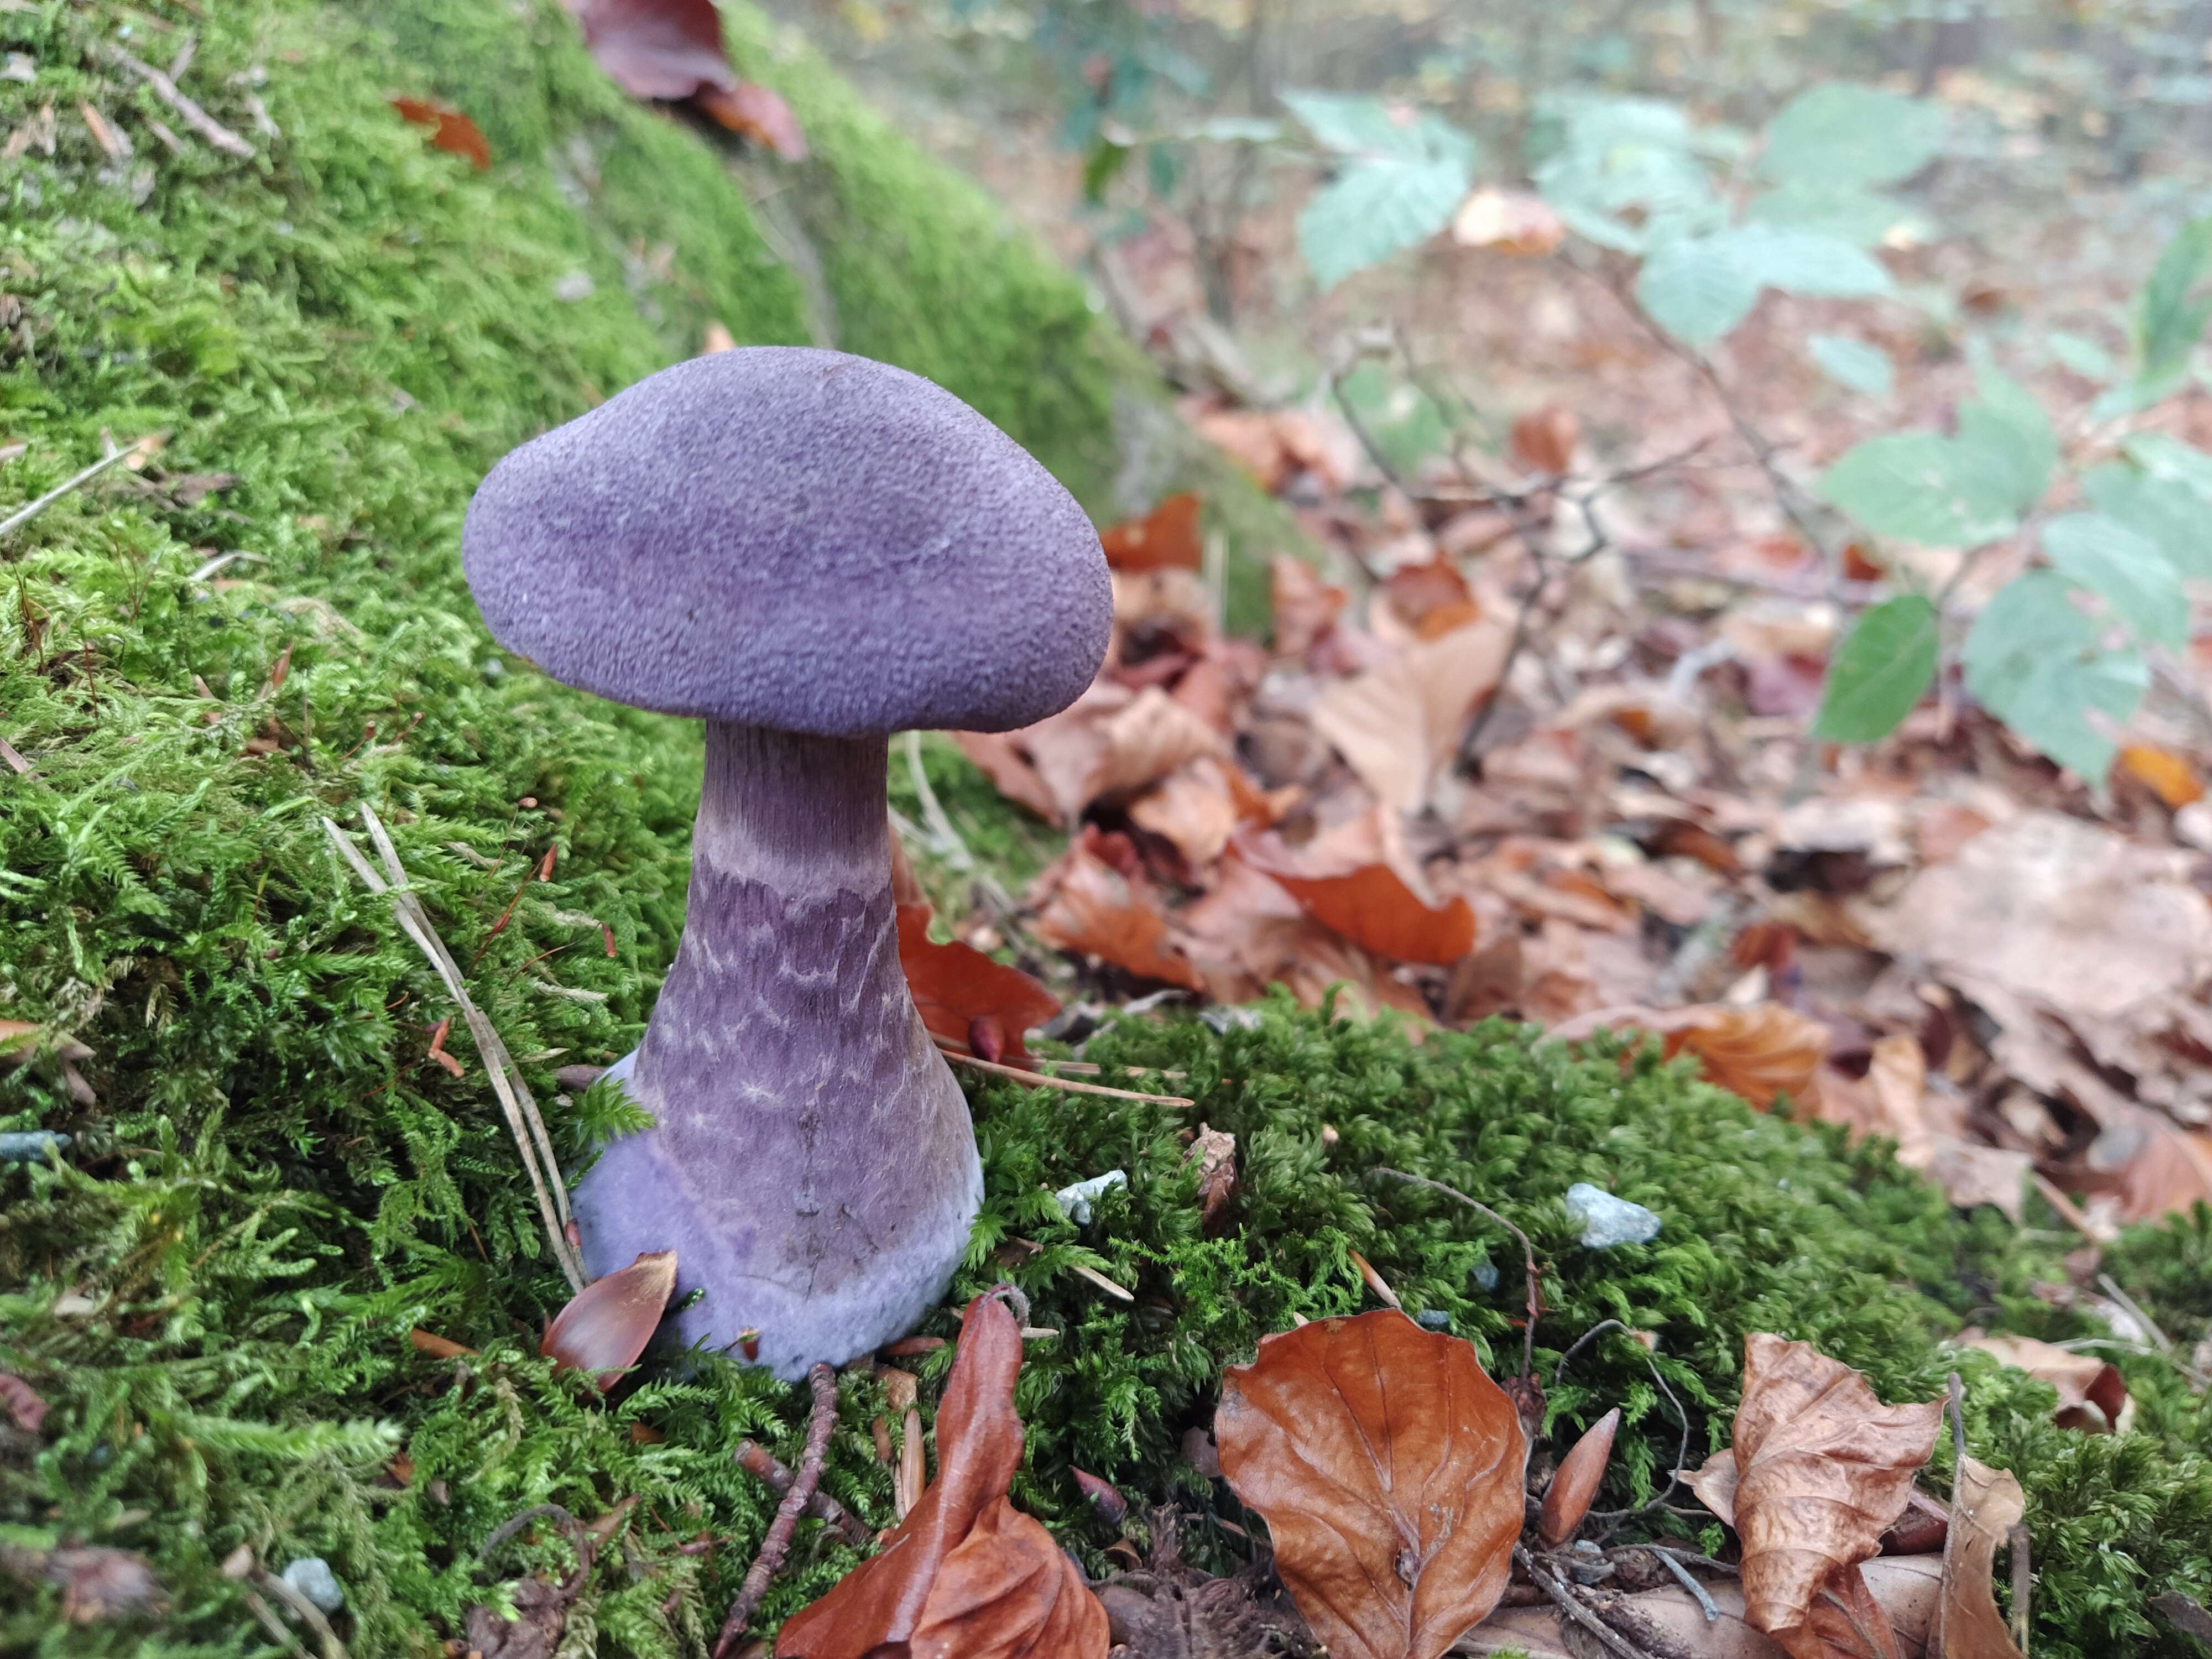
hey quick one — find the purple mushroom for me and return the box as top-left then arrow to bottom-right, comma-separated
462,347 -> 1110,1378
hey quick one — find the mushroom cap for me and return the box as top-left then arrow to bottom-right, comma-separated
462,348 -> 1112,734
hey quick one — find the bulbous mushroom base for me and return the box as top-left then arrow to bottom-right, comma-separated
574,1048 -> 982,1381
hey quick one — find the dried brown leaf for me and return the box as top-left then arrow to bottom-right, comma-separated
1508,406 -> 1579,476
1215,1310 -> 1527,1659
1102,493 -> 1204,573
1270,555 -> 1348,660
695,81 -> 807,159
1957,1334 -> 2132,1434
1537,1406 -> 1619,1547
1032,841 -> 1205,991
390,97 -> 491,170
540,1250 -> 677,1390
1311,617 -> 1512,813
951,731 -> 1061,822
1551,1003 -> 1831,1111
2117,743 -> 2204,808
1730,1333 -> 1943,1658
1184,1124 -> 1237,1231
0,1372 -> 47,1434
776,1294 -> 1107,1658
898,901 -> 1061,1066
1235,836 -> 1475,967
1933,1457 -> 2026,1659
575,0 -> 733,101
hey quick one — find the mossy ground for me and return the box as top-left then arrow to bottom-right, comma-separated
1,2 -> 2208,1655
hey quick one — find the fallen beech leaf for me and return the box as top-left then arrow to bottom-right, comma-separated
1021,684 -> 1223,826
575,0 -> 732,100
1236,834 -> 1475,967
1215,1311 -> 1527,1659
1957,1334 -> 2132,1434
390,97 -> 491,170
1804,1036 -> 1936,1170
2066,1111 -> 2212,1226
1312,617 -> 1513,813
1270,554 -> 1348,659
1379,559 -> 1480,640
951,730 -> 1060,822
1450,187 -> 1566,255
1193,406 -> 1292,491
897,902 -> 1060,1066
1031,840 -> 1204,991
1538,1406 -> 1619,1547
1102,493 -> 1203,573
2117,743 -> 2204,808
776,1293 -> 1108,1659
695,81 -> 808,159
1550,1003 -> 1830,1112
0,1373 -> 46,1434
1933,1457 -> 2027,1659
1128,755 -> 1258,868
1176,859 -> 1433,1022
540,1250 -> 677,1390
1508,406 -> 1579,477
1730,1333 -> 1942,1659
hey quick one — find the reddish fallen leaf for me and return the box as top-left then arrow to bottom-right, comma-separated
1071,1467 -> 1128,1527
1311,615 -> 1512,813
410,1328 -> 479,1360
1933,1457 -> 2027,1659
1176,859 -> 1433,1024
775,1293 -> 1109,1659
1215,1311 -> 1527,1659
1101,493 -> 1203,573
1537,1406 -> 1619,1547
1236,827 -> 1476,968
695,81 -> 808,159
951,731 -> 1060,822
897,902 -> 1060,1066
1509,406 -> 1579,476
1128,756 -> 1270,869
1031,839 -> 1204,991
1958,1333 -> 2132,1434
1379,559 -> 1480,640
1551,1002 -> 1831,1112
1726,1333 -> 1943,1659
540,1250 -> 677,1390
1025,684 -> 1224,826
390,97 -> 491,170
573,0 -> 807,158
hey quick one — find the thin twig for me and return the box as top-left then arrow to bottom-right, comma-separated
0,439 -> 156,538
0,735 -> 29,775
103,45 -> 253,157
1515,1547 -> 1658,1659
904,730 -> 973,871
732,1441 -> 870,1546
713,1363 -> 839,1659
1647,1545 -> 1720,1621
237,1586 -> 314,1659
1370,1168 -> 1541,1379
2012,1525 -> 2034,1653
251,1564 -> 348,1659
2095,1272 -> 2174,1354
324,809 -> 585,1289
938,1046 -> 1193,1107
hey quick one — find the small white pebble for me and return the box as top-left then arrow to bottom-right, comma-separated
280,1557 -> 344,1614
1053,1169 -> 1127,1225
1563,1182 -> 1660,1249
551,271 -> 596,302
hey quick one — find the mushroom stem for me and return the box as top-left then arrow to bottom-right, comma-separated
570,720 -> 981,1379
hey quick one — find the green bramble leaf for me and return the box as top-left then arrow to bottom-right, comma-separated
2122,431 -> 2212,502
1284,91 -> 1475,288
2047,330 -> 2119,382
1747,182 -> 1925,249
2041,513 -> 2190,648
1819,432 -> 2021,547
1809,333 -> 1895,397
1963,572 -> 2148,783
1636,226 -> 1889,346
1957,364 -> 2056,517
1759,85 -> 1947,190
1814,594 -> 1938,743
2132,216 -> 2212,395
2080,464 -> 2212,580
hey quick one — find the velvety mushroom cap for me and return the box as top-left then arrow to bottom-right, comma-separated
461,347 -> 1110,735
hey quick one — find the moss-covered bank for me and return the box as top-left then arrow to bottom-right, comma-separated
0,2 -> 2208,1655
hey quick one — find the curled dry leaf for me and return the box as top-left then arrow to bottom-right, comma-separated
1101,493 -> 1203,573
695,82 -> 807,160
1727,1333 -> 1943,1659
1378,559 -> 1481,640
0,1372 -> 48,1434
1031,838 -> 1204,991
1236,831 -> 1475,967
1128,755 -> 1276,869
1019,683 -> 1224,826
1957,1333 -> 2132,1434
951,731 -> 1060,822
540,1250 -> 678,1390
775,1293 -> 1108,1659
1537,1406 -> 1619,1548
1934,1457 -> 2027,1659
0,1544 -> 165,1624
1183,1123 -> 1237,1230
1215,1310 -> 1527,1659
390,97 -> 491,170
574,0 -> 807,158
896,901 -> 1061,1066
1508,406 -> 1579,477
1551,1002 -> 1830,1112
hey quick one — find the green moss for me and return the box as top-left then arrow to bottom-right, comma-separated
1,3 -> 2206,1656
